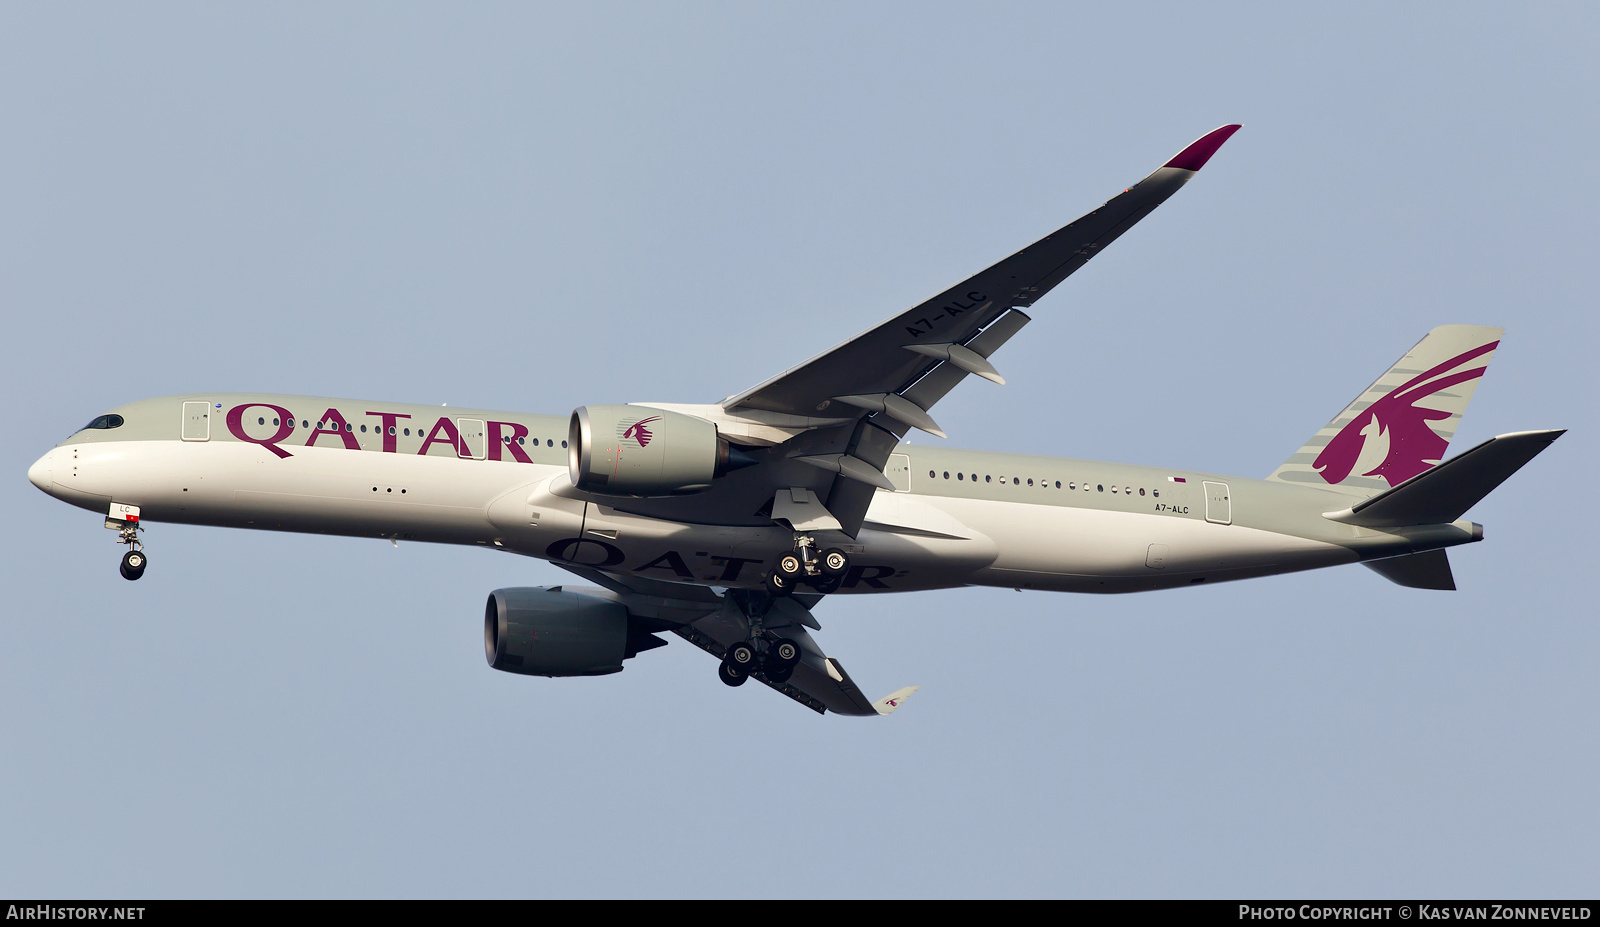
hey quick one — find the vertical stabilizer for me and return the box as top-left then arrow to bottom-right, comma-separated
1267,325 -> 1503,495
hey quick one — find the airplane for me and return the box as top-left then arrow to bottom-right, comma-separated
26,125 -> 1564,717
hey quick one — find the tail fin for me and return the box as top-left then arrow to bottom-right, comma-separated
1267,325 -> 1504,495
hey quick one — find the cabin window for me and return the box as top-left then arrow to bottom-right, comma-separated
1069,482 -> 1076,490
389,426 -> 396,435
1013,477 -> 1020,485
943,471 -> 950,479
1055,481 -> 1061,489
360,425 -> 368,433
1139,488 -> 1145,496
1097,484 -> 1103,492
957,472 -> 964,480
1027,478 -> 1034,486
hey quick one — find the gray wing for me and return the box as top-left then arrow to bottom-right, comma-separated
587,126 -> 1241,537
555,562 -> 914,716
722,125 -> 1242,419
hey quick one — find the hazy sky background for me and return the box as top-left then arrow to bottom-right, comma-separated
3,2 -> 1596,898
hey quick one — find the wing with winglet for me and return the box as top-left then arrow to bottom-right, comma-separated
608,126 -> 1241,537
555,126 -> 1240,543
555,563 -> 916,716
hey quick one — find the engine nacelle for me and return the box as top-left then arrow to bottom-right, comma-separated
569,405 -> 748,496
485,586 -> 662,677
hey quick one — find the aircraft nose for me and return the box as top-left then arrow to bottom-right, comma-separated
28,450 -> 52,493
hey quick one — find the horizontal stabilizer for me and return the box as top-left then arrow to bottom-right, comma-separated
1326,429 -> 1564,528
873,686 -> 920,716
1364,549 -> 1456,590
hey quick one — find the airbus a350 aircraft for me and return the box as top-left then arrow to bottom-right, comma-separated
27,125 -> 1563,716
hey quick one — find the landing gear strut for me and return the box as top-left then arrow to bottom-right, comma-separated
112,515 -> 147,581
764,535 -> 849,597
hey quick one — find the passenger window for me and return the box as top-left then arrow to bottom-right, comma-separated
1013,477 -> 1020,485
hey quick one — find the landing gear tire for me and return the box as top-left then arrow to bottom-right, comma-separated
811,576 -> 842,595
119,549 -> 146,581
766,638 -> 801,683
718,660 -> 748,687
772,638 -> 800,665
726,641 -> 758,673
765,570 -> 793,597
776,553 -> 803,580
820,548 -> 849,577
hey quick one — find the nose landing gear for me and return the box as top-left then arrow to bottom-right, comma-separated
107,503 -> 147,581
120,548 -> 147,581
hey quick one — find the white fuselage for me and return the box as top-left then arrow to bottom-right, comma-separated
25,392 -> 1432,596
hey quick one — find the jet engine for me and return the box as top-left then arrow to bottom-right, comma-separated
568,405 -> 754,495
484,586 -> 666,677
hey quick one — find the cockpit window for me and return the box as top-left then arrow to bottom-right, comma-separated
81,414 -> 125,431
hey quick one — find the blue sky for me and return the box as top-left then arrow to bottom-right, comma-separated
2,3 -> 1595,897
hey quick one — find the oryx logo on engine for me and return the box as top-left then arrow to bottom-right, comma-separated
619,416 -> 661,448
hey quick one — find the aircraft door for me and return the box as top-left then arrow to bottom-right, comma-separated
457,418 -> 486,459
1203,481 -> 1231,525
885,454 -> 912,492
182,401 -> 211,441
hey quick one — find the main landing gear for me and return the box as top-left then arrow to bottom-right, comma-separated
718,636 -> 803,687
763,535 -> 849,597
715,590 -> 806,688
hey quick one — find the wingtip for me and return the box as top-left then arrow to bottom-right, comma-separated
873,686 -> 920,716
1163,124 -> 1242,172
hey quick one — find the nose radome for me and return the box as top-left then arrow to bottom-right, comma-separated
27,450 -> 52,493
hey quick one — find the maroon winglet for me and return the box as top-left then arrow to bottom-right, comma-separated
1164,124 -> 1242,171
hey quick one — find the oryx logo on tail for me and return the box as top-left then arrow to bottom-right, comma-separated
1314,341 -> 1498,487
